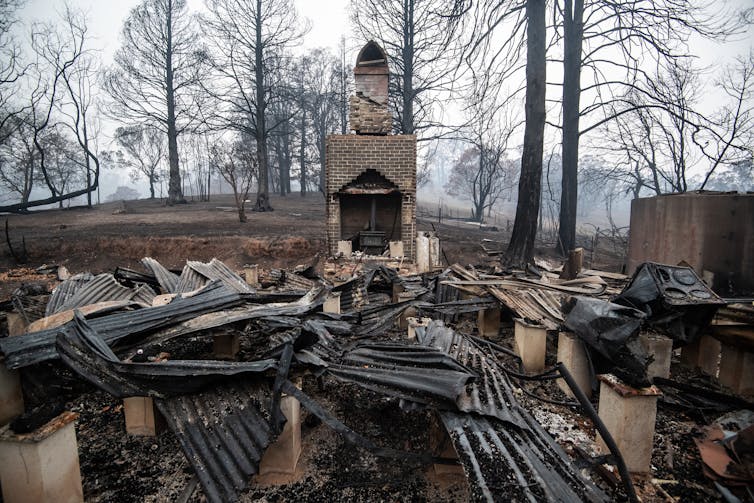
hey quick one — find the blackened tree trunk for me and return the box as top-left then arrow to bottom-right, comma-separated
401,0 -> 415,134
165,0 -> 184,205
557,0 -> 583,255
504,0 -> 546,267
253,0 -> 272,211
300,88 -> 307,196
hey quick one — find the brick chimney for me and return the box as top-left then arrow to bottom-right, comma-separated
350,41 -> 392,135
325,41 -> 417,260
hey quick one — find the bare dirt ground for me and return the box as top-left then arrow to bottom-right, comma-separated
0,192 -> 625,295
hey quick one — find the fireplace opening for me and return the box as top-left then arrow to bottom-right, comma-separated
337,169 -> 402,255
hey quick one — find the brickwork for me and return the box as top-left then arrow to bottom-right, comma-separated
354,66 -> 389,105
325,134 -> 417,260
349,93 -> 392,134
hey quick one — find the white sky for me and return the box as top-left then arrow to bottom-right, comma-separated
20,0 -> 352,59
13,0 -> 753,202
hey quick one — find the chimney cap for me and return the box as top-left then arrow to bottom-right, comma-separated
356,40 -> 388,68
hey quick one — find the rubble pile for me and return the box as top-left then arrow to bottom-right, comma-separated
0,256 -> 752,502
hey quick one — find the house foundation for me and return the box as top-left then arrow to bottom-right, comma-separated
0,411 -> 83,503
718,344 -> 754,396
596,375 -> 661,473
514,319 -> 547,373
477,307 -> 501,337
213,333 -> 240,360
123,396 -> 165,437
258,380 -> 302,478
323,292 -> 342,314
680,334 -> 721,376
556,332 -> 591,398
639,333 -> 673,380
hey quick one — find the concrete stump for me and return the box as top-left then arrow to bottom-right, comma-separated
407,317 -> 432,340
429,414 -> 464,477
6,313 -> 27,336
244,264 -> 259,287
123,397 -> 165,437
477,308 -> 501,337
718,345 -> 754,396
514,319 -> 547,373
213,333 -> 240,359
389,241 -> 404,258
323,292 -> 341,314
596,375 -> 661,473
680,334 -> 721,376
639,333 -> 673,380
556,332 -> 591,399
337,240 -> 352,257
0,363 -> 24,426
0,411 -> 83,503
416,233 -> 430,273
397,292 -> 417,330
259,382 -> 302,477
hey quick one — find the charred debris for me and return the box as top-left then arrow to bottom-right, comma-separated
1,255 -> 753,502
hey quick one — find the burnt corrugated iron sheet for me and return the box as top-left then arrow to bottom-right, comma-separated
54,313 -> 280,503
488,287 -> 564,330
1,281 -> 243,369
175,264 -> 208,293
417,322 -> 525,425
418,321 -> 608,503
56,313 -> 277,398
187,259 -> 254,294
57,273 -> 154,312
45,273 -> 95,315
325,342 -> 476,408
156,381 -> 275,503
115,287 -> 328,357
440,411 -> 607,503
141,257 -> 180,293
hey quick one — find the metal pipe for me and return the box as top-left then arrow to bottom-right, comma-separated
556,362 -> 638,503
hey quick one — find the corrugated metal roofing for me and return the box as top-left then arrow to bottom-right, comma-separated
416,321 -> 525,425
175,264 -> 208,293
187,259 -> 254,294
141,257 -> 180,293
56,313 -> 277,398
46,273 -> 95,315
54,313 -> 280,503
417,321 -> 608,503
440,411 -> 608,503
487,287 -> 564,330
325,342 -> 476,408
156,381 -> 275,503
1,281 -> 243,369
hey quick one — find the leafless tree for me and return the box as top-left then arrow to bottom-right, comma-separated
203,0 -> 309,211
0,0 -> 25,143
0,5 -> 101,212
0,114 -> 38,206
113,125 -> 165,199
448,79 -> 519,223
306,49 -> 341,193
553,0 -> 742,255
103,0 -> 207,205
350,0 -> 469,137
505,0 -> 546,266
596,55 -> 753,196
210,137 -> 258,223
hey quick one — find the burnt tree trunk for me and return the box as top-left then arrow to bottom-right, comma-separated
253,0 -> 272,211
401,0 -> 415,134
165,0 -> 184,205
557,0 -> 583,255
504,0 -> 546,267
